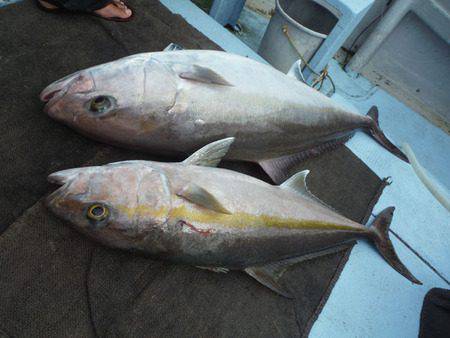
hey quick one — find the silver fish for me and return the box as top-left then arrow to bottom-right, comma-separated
40,50 -> 408,183
46,138 -> 420,297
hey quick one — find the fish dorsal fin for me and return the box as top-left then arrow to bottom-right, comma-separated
177,183 -> 231,214
245,244 -> 351,298
183,137 -> 235,167
179,64 -> 233,86
280,170 -> 337,212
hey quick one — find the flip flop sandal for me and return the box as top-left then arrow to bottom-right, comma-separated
90,0 -> 134,22
35,0 -> 134,22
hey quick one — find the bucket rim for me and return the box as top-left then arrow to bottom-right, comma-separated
276,0 -> 329,39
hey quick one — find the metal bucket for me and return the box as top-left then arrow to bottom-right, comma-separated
258,0 -> 338,73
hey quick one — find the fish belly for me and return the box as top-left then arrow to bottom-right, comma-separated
145,221 -> 364,269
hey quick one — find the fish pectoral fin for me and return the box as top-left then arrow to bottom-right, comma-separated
179,64 -> 233,86
280,170 -> 337,212
245,245 -> 352,298
177,183 -> 232,214
182,137 -> 235,167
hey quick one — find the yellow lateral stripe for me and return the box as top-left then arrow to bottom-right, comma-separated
115,204 -> 363,231
170,205 -> 363,231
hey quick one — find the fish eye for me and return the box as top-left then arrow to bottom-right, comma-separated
87,203 -> 109,221
89,95 -> 112,114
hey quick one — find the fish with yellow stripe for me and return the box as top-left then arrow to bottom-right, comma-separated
46,138 -> 420,297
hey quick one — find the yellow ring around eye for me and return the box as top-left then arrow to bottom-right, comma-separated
87,204 -> 109,221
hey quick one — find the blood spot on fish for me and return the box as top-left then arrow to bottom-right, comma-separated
178,220 -> 212,237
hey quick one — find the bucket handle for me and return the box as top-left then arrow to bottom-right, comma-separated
276,0 -> 328,39
282,25 -> 335,94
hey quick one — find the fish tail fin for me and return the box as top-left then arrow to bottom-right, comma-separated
365,106 -> 409,163
369,207 -> 422,285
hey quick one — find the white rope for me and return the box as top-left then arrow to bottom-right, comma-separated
402,143 -> 450,212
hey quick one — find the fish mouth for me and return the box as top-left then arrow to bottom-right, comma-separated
48,167 -> 87,185
46,184 -> 64,206
41,88 -> 62,102
40,71 -> 80,103
41,77 -> 73,115
46,179 -> 69,212
41,87 -> 66,115
40,71 -> 94,114
48,172 -> 71,186
46,171 -> 71,206
46,167 -> 87,206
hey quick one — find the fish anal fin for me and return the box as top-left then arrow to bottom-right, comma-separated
245,245 -> 351,298
259,136 -> 352,184
245,266 -> 293,298
280,170 -> 338,212
196,266 -> 229,273
179,65 -> 233,86
183,137 -> 235,167
259,153 -> 307,185
177,183 -> 232,215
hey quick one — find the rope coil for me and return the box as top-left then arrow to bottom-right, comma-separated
282,25 -> 335,95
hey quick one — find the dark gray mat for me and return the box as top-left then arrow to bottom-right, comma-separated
0,1 -> 387,337
419,288 -> 450,338
0,0 -> 218,230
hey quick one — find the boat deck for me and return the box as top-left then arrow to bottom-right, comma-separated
1,0 -> 448,336
161,1 -> 449,337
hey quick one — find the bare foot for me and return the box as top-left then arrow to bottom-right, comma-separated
94,0 -> 132,19
38,0 -> 132,20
